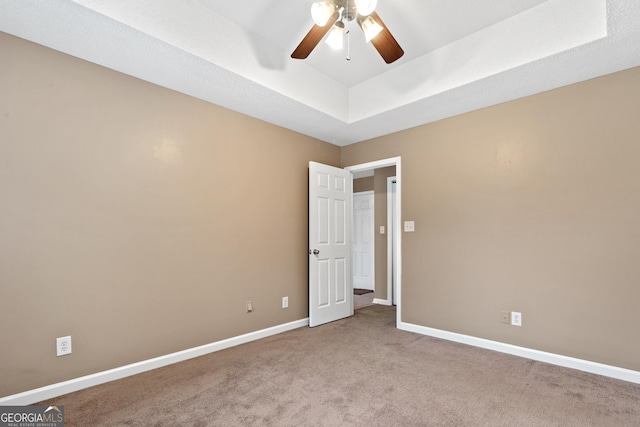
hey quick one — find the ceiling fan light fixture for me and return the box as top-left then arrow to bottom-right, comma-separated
354,0 -> 377,16
325,22 -> 345,49
359,15 -> 383,42
292,0 -> 403,64
311,1 -> 334,27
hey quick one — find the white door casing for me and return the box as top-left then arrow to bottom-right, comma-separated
352,192 -> 375,291
309,162 -> 353,327
388,177 -> 397,305
345,157 -> 401,326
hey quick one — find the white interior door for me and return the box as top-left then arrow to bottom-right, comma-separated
309,161 -> 353,327
353,192 -> 375,290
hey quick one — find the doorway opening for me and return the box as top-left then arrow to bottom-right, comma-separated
345,157 -> 402,325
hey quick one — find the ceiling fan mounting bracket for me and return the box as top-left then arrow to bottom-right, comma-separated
337,1 -> 358,22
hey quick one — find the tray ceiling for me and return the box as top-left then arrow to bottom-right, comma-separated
1,0 -> 640,146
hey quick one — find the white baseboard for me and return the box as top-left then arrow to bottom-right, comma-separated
0,318 -> 310,406
372,298 -> 391,306
398,321 -> 640,385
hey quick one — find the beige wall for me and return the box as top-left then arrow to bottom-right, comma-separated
3,29 -> 640,398
353,176 -> 374,193
0,33 -> 340,396
342,66 -> 640,371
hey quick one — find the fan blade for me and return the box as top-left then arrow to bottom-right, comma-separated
369,12 -> 404,64
291,11 -> 340,59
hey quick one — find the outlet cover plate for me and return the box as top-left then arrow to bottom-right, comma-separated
56,336 -> 72,356
282,296 -> 289,308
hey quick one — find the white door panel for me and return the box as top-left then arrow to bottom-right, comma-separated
353,192 -> 375,290
309,162 -> 353,327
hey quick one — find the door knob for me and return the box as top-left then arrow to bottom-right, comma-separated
312,249 -> 320,255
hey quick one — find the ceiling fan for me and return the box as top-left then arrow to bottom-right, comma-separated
291,0 -> 404,64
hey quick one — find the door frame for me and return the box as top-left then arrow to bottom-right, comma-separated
387,176 -> 397,306
344,157 -> 401,326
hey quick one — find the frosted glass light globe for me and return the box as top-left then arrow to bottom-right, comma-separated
355,0 -> 377,16
311,2 -> 332,26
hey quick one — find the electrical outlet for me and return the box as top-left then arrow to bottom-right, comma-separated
404,221 -> 415,232
56,336 -> 72,356
511,311 -> 522,327
282,296 -> 289,308
501,311 -> 511,324
246,301 -> 253,313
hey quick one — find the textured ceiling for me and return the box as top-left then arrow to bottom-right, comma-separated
1,0 -> 640,146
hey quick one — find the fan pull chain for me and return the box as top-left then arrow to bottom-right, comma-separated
346,27 -> 351,61
345,0 -> 351,61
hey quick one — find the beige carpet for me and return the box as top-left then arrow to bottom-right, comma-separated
39,305 -> 640,426
353,291 -> 375,310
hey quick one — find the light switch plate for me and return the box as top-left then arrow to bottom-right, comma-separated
404,221 -> 415,232
501,311 -> 510,324
380,226 -> 385,234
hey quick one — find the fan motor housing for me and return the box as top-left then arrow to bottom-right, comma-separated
334,0 -> 358,21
